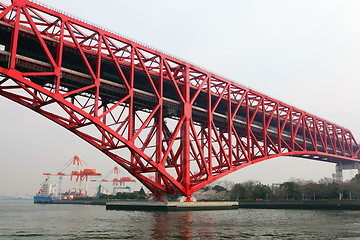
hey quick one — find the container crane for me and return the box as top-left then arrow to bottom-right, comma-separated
42,155 -> 101,198
91,166 -> 136,195
72,168 -> 101,197
112,167 -> 136,194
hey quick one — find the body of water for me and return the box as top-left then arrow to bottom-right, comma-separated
1,200 -> 360,239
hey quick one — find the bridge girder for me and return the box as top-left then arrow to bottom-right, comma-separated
0,0 -> 359,200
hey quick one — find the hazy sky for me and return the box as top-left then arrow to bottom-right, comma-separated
1,0 -> 360,197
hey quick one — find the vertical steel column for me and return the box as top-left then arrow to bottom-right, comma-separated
101,104 -> 107,146
290,108 -> 294,151
302,115 -> 306,150
313,117 -> 317,152
207,77 -> 212,177
277,104 -> 281,153
9,6 -> 20,70
129,46 -> 135,165
94,33 -> 102,117
55,20 -> 64,94
182,65 -> 191,201
262,100 -> 267,156
227,85 -> 232,166
155,58 -> 163,198
246,93 -> 250,159
323,122 -> 328,153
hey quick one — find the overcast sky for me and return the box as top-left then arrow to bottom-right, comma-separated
1,0 -> 360,197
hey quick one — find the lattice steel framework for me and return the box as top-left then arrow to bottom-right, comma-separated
0,0 -> 359,200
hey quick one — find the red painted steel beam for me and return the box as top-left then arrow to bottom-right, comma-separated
0,0 -> 359,200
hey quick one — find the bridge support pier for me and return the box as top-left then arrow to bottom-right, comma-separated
178,196 -> 197,202
334,162 -> 360,182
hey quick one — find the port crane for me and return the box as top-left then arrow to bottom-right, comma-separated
91,166 -> 136,195
42,155 -> 101,198
113,166 -> 136,187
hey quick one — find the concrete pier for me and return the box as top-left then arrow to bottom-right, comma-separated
334,162 -> 360,183
106,200 -> 239,211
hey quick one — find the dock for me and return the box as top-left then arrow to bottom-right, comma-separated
34,199 -> 108,205
106,200 -> 239,211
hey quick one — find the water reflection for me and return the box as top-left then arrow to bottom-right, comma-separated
151,211 -> 215,239
3,201 -> 360,239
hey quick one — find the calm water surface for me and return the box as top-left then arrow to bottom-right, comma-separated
1,200 -> 360,239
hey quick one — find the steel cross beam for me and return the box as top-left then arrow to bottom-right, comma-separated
0,0 -> 359,200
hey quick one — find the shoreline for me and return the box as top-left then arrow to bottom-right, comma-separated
238,200 -> 360,210
33,198 -> 360,211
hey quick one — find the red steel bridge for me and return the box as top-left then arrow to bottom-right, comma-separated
0,0 -> 359,201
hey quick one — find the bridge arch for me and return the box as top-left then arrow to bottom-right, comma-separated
0,0 -> 359,200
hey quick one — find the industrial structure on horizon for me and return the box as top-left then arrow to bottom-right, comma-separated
34,156 -> 136,202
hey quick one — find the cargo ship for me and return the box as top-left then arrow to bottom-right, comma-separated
33,177 -> 58,203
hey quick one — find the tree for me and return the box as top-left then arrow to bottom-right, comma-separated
353,174 -> 360,184
139,187 -> 146,196
280,182 -> 300,200
229,181 -> 259,200
252,184 -> 271,200
230,183 -> 246,200
213,185 -> 227,193
303,182 -> 321,199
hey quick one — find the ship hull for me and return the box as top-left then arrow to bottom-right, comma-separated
33,196 -> 57,203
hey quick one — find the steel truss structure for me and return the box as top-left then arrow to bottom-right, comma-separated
0,0 -> 359,200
